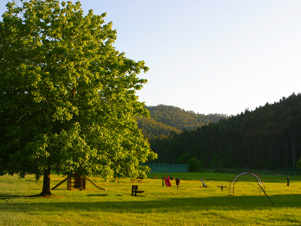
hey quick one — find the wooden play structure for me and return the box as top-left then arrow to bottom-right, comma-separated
51,174 -> 106,191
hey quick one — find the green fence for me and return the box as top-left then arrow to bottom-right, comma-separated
144,164 -> 189,173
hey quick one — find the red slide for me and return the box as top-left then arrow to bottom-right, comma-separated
164,175 -> 172,187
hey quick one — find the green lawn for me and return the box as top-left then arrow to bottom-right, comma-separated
0,172 -> 300,225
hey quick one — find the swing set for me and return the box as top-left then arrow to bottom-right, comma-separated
51,174 -> 106,191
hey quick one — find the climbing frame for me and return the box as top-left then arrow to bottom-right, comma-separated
229,172 -> 265,196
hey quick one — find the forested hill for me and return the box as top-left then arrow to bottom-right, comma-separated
150,93 -> 301,170
137,105 -> 225,139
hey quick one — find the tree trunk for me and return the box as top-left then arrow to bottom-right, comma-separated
40,167 -> 52,196
291,130 -> 296,169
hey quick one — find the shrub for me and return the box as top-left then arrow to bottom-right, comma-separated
188,157 -> 203,172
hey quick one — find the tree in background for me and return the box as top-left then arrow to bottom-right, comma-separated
151,94 -> 301,170
297,157 -> 301,170
177,152 -> 193,164
0,0 -> 157,196
188,157 -> 202,172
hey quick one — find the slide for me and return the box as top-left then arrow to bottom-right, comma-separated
164,175 -> 172,187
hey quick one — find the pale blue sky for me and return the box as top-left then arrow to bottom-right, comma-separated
1,0 -> 301,115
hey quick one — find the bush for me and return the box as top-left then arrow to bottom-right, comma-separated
188,157 -> 203,172
177,152 -> 193,164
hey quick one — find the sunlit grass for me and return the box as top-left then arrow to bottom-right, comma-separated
0,172 -> 300,225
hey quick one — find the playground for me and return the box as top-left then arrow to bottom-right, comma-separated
0,172 -> 301,225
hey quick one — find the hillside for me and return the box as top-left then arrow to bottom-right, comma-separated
150,93 -> 301,170
137,105 -> 225,139
137,117 -> 181,139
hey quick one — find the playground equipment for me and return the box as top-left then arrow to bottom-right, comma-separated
175,178 -> 181,189
217,184 -> 226,191
51,174 -> 106,191
229,172 -> 273,204
163,175 -> 172,187
200,178 -> 207,187
162,172 -> 172,187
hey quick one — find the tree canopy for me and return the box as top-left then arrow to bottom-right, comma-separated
0,0 -> 156,195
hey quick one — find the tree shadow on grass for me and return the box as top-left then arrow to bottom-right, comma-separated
0,194 -> 300,213
0,194 -> 21,200
0,194 -> 67,199
87,194 -> 108,197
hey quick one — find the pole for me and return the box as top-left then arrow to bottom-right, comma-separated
259,186 -> 274,204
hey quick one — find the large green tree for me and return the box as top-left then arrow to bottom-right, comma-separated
0,0 -> 157,195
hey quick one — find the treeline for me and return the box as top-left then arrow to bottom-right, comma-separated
137,105 -> 225,139
150,93 -> 301,170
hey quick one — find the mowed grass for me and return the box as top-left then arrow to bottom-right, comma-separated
0,172 -> 301,226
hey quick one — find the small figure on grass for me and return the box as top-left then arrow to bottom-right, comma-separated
175,178 -> 181,189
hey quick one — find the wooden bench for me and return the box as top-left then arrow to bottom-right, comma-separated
131,185 -> 144,196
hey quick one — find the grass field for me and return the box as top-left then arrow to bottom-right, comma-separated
0,172 -> 300,225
